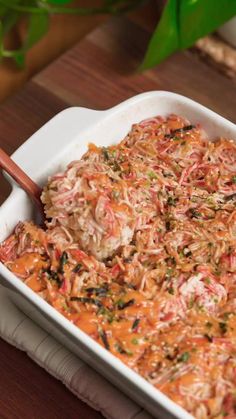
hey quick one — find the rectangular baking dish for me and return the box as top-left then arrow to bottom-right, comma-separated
1,91 -> 236,419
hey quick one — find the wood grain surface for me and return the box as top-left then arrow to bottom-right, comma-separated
35,18 -> 236,120
0,16 -> 236,419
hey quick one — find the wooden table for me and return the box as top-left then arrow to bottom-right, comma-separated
0,16 -> 236,419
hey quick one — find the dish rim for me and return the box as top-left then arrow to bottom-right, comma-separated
1,90 -> 236,419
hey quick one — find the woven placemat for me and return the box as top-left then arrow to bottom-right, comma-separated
193,34 -> 236,80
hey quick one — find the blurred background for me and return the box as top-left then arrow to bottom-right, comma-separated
0,0 -> 235,103
0,0 -> 159,102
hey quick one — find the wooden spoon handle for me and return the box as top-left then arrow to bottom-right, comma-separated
0,148 -> 44,221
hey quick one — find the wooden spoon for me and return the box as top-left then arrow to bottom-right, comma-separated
0,148 -> 45,225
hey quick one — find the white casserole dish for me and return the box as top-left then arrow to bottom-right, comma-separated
1,91 -> 236,419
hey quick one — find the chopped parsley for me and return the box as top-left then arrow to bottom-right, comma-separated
177,352 -> 190,363
167,196 -> 178,206
132,318 -> 140,331
102,147 -> 110,160
189,208 -> 202,219
219,322 -> 228,335
45,269 -> 61,286
116,298 -> 135,310
59,251 -> 68,273
99,328 -> 110,350
167,287 -> 175,295
147,171 -> 157,180
86,285 -> 108,297
165,220 -> 171,231
73,263 -> 82,273
204,334 -> 213,342
115,343 -> 133,356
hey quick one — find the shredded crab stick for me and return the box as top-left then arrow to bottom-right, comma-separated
1,114 -> 236,418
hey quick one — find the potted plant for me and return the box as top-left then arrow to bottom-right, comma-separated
0,0 -> 236,69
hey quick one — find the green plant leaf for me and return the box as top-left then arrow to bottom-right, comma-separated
179,0 -> 236,49
0,6 -> 7,15
1,11 -> 49,68
25,12 -> 49,49
140,0 -> 179,70
45,0 -> 73,4
0,0 -> 20,14
0,20 -> 3,60
141,0 -> 236,70
1,48 -> 25,68
13,50 -> 25,67
2,11 -> 19,35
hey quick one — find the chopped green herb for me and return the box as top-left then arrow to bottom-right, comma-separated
165,256 -> 176,266
206,321 -> 213,329
188,297 -> 194,309
166,267 -> 173,277
97,307 -> 114,323
45,269 -> 61,286
174,125 -> 195,133
165,125 -> 195,139
73,263 -> 82,273
167,287 -> 175,295
204,334 -> 213,342
166,352 -> 177,360
147,171 -> 157,180
59,251 -> 68,273
132,318 -> 140,331
131,338 -> 139,345
165,220 -> 171,231
224,193 -> 236,202
189,208 -> 201,218
86,285 -> 108,297
178,352 -> 190,363
102,147 -> 110,160
115,343 -> 133,356
112,160 -> 121,172
183,247 -> 192,257
205,277 -> 211,285
97,306 -> 107,315
215,269 -> 222,277
116,298 -> 135,310
232,176 -> 236,184
219,322 -> 227,335
167,196 -> 177,206
99,328 -> 110,350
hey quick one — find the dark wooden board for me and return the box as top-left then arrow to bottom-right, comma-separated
0,16 -> 236,419
35,18 -> 236,122
0,82 -> 67,205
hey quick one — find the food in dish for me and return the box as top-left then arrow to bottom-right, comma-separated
1,114 -> 236,418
